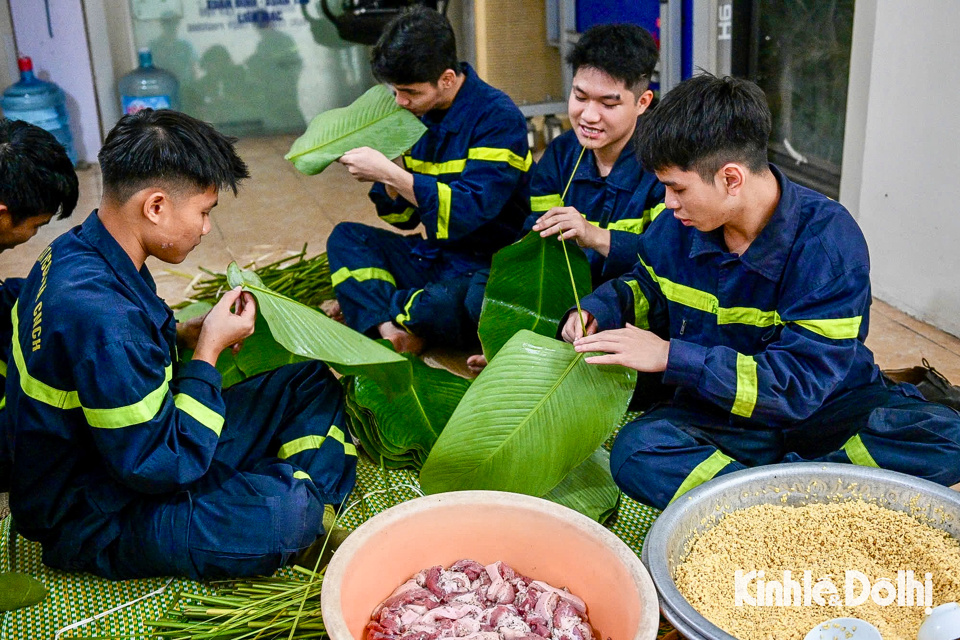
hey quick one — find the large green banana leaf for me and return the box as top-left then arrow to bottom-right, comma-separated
419,330 -> 636,497
343,352 -> 471,470
285,84 -> 427,175
227,263 -> 412,393
478,232 -> 592,362
543,447 -> 621,524
174,300 -> 304,388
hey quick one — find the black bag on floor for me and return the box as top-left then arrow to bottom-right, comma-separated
882,358 -> 960,410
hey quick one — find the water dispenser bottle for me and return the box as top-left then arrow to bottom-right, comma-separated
119,48 -> 180,115
1,56 -> 77,165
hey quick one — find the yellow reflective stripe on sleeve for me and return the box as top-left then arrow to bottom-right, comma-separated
173,393 -> 224,436
718,307 -> 781,328
731,353 -> 758,418
404,157 -> 466,175
605,218 -> 646,234
530,194 -> 563,212
842,434 -> 879,467
436,183 -> 452,239
293,470 -> 311,480
11,301 -> 80,409
0,395 -> 5,410
793,317 -> 862,340
641,260 -> 718,315
330,266 -> 396,288
380,207 -> 416,225
0,360 -> 6,378
467,147 -> 533,172
84,365 -> 174,429
645,203 -> 667,224
395,289 -> 424,331
625,280 -> 650,330
668,449 -> 735,505
278,426 -> 358,459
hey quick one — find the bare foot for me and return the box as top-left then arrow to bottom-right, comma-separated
466,353 -> 488,374
321,299 -> 345,324
378,321 -> 426,354
952,481 -> 960,492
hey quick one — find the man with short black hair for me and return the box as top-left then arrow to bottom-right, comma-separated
5,109 -> 356,580
562,74 -> 960,509
466,23 -> 664,372
326,6 -> 531,353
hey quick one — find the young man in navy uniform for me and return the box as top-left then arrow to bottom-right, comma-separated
326,6 -> 531,354
563,75 -> 960,509
5,110 -> 356,580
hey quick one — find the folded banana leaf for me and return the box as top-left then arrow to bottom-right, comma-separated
342,351 -> 471,470
286,84 -> 427,175
543,447 -> 621,524
420,330 -> 636,497
478,232 -> 592,362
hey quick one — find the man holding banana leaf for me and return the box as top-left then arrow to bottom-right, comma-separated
562,75 -> 960,510
4,110 -> 356,580
326,6 -> 531,354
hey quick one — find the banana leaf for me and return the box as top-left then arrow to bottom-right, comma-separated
478,232 -> 592,362
0,572 -> 46,611
227,263 -> 412,394
543,447 -> 621,524
343,352 -> 471,470
419,330 -> 636,497
285,84 -> 427,175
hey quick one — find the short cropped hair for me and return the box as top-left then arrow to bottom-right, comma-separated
0,119 -> 78,223
636,74 -> 771,181
371,6 -> 459,85
99,109 -> 249,204
567,23 -> 659,95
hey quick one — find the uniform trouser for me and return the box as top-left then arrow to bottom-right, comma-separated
327,222 -> 488,349
91,361 -> 357,580
610,379 -> 960,511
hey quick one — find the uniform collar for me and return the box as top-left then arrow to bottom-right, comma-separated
688,164 -> 798,282
79,211 -> 172,328
573,134 -> 642,191
421,62 -> 479,134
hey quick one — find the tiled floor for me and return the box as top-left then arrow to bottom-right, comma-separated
2,134 -> 960,383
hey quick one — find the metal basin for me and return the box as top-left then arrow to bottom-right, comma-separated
641,462 -> 960,640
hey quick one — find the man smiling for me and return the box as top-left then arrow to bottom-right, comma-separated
562,74 -> 960,509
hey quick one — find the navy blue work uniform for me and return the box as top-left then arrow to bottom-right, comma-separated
326,63 -> 531,348
525,129 -> 665,283
0,277 -> 22,490
579,166 -> 960,510
4,212 -> 357,580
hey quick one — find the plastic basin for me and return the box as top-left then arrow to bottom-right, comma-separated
322,490 -> 660,640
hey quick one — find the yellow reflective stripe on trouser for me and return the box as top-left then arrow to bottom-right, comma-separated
404,157 -> 465,175
330,266 -> 396,289
395,289 -> 424,330
531,194 -> 563,212
0,360 -> 6,378
436,183 -> 452,240
842,434 -> 879,467
793,317 -> 862,340
625,280 -> 650,330
731,353 -> 758,418
11,301 -> 80,409
668,449 -> 735,505
293,470 -> 311,480
278,425 -> 358,459
467,147 -> 533,172
380,207 -> 416,225
174,393 -> 224,436
84,365 -> 174,429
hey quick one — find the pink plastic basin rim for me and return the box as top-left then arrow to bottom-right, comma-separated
321,490 -> 660,640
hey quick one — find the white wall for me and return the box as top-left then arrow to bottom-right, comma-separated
840,0 -> 960,337
7,0 -> 100,162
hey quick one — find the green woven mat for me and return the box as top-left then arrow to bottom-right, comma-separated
0,412 -> 675,639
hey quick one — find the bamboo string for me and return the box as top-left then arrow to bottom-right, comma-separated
558,146 -> 588,338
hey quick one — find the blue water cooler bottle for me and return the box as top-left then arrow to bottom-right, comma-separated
1,56 -> 77,165
118,48 -> 180,115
